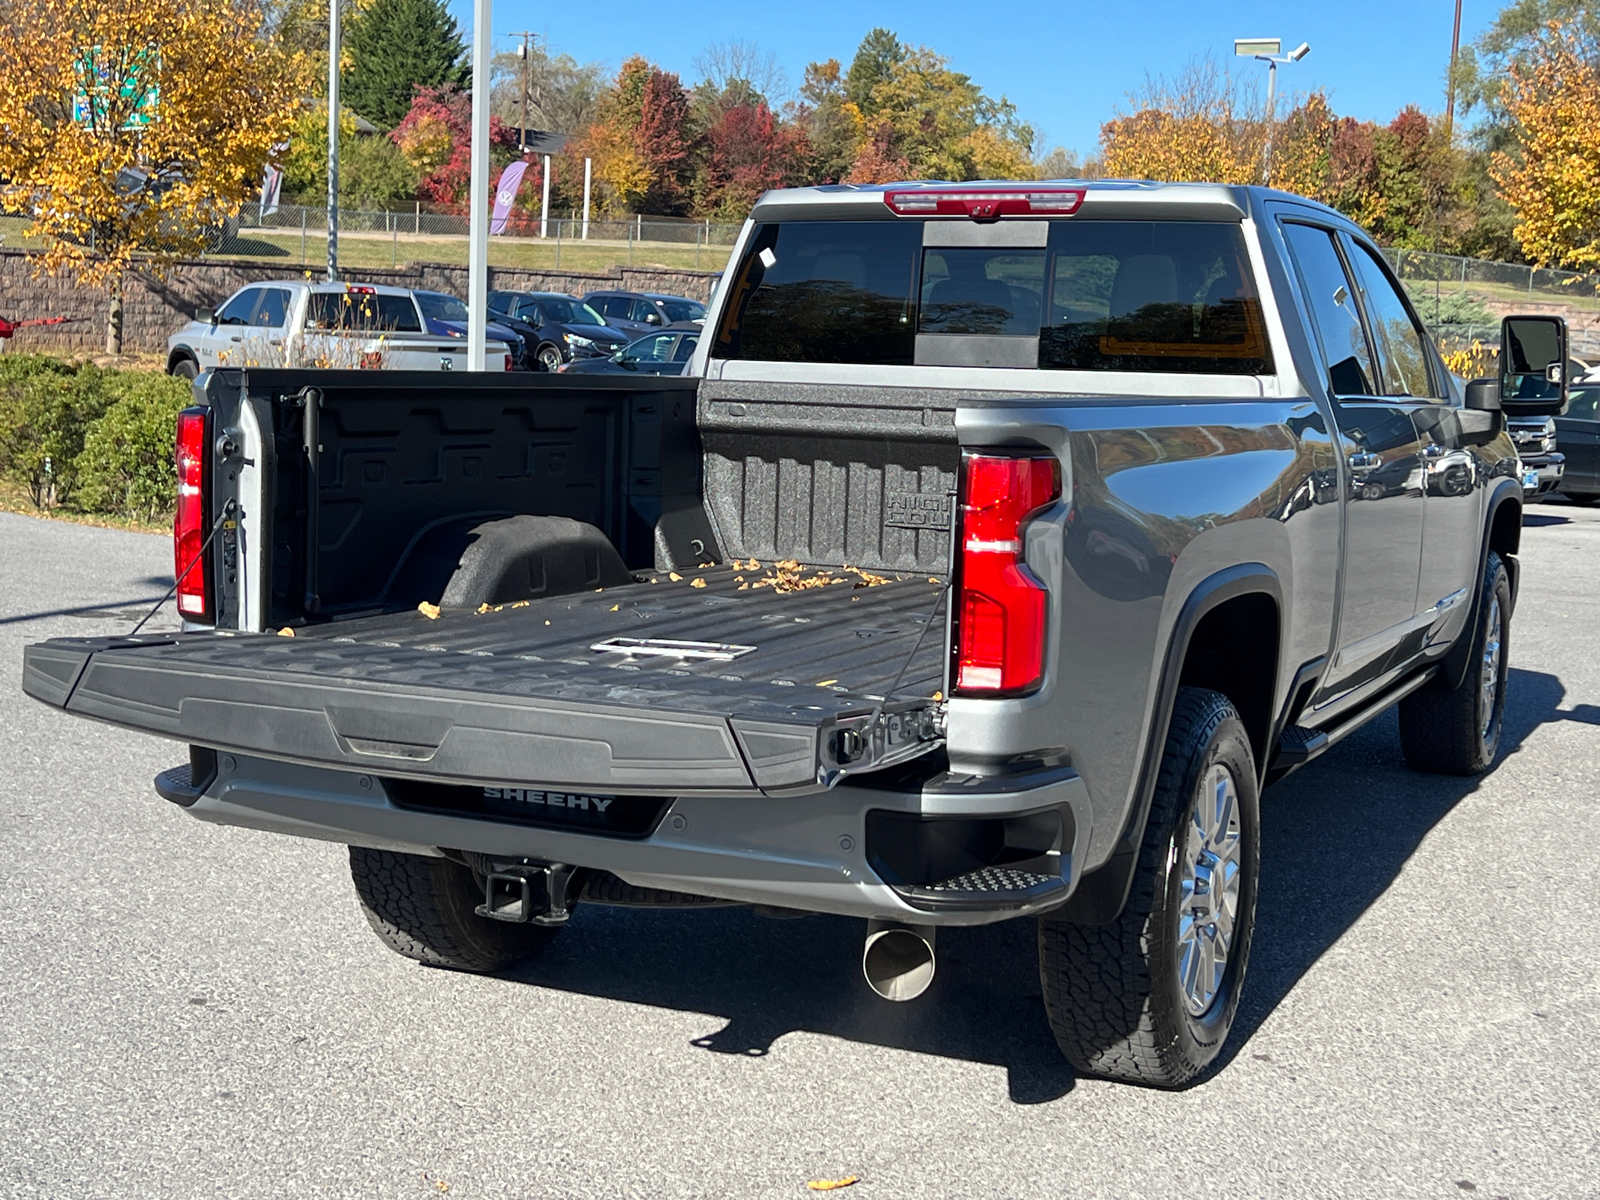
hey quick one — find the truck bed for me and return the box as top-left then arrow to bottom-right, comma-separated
23,566 -> 949,795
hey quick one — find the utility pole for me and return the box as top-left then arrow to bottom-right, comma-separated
510,30 -> 535,151
1445,0 -> 1464,140
327,0 -> 340,281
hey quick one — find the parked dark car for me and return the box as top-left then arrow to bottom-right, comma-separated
412,290 -> 529,369
558,329 -> 699,375
583,291 -> 706,339
1556,383 -> 1600,502
487,291 -> 626,372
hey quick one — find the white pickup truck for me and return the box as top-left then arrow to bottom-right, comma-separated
165,281 -> 512,376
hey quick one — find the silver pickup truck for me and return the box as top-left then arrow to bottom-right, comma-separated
165,280 -> 512,376
25,181 -> 1569,1087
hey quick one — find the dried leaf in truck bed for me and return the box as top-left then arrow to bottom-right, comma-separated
668,572 -> 683,581
417,602 -> 441,620
277,627 -> 295,637
806,1177 -> 859,1191
689,577 -> 707,589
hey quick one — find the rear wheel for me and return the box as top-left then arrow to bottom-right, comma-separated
348,847 -> 560,972
536,344 -> 563,373
1039,688 -> 1260,1088
1398,550 -> 1511,775
170,356 -> 199,381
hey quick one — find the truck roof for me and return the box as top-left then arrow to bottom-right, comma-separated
748,179 -> 1347,226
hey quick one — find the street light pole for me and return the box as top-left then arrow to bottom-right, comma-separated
1235,38 -> 1310,185
466,0 -> 492,370
326,0 -> 340,282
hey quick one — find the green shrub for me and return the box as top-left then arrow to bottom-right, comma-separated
75,373 -> 191,521
0,354 -> 188,520
0,356 -> 116,508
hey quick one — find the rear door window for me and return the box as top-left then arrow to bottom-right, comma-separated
714,221 -> 921,365
1281,223 -> 1378,397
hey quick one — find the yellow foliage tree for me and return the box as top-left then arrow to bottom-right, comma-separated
1491,22 -> 1600,271
0,0 -> 304,352
1099,58 -> 1337,198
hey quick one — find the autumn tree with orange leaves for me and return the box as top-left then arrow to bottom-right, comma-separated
1491,22 -> 1600,271
0,0 -> 303,352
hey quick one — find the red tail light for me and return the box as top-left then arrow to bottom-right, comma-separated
952,453 -> 1061,695
504,353 -> 514,372
173,406 -> 213,623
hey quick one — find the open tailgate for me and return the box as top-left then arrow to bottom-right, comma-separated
23,567 -> 947,794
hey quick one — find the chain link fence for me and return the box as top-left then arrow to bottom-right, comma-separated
204,203 -> 745,273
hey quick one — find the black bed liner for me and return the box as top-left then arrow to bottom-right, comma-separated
23,566 -> 949,795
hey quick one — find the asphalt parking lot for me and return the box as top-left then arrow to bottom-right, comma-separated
1,504 -> 1597,1200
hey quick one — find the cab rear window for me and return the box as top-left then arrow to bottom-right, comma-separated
306,293 -> 421,333
713,219 -> 1272,375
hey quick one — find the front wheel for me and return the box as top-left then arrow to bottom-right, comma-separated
536,344 -> 564,373
1039,687 -> 1260,1088
1398,550 -> 1511,775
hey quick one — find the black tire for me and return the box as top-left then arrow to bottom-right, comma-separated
536,344 -> 563,373
170,356 -> 199,381
1398,550 -> 1511,775
1039,687 -> 1260,1088
348,846 -> 560,972
1559,491 -> 1600,506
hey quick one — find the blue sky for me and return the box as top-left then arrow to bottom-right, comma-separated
449,0 -> 1507,155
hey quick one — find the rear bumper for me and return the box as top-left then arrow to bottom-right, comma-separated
178,754 -> 1090,926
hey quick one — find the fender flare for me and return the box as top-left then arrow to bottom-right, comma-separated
1054,562 -> 1283,925
167,346 -> 198,374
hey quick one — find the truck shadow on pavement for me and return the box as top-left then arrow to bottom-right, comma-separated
499,666 -> 1567,1105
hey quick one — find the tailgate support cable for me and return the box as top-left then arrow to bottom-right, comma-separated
827,579 -> 951,789
128,498 -> 237,636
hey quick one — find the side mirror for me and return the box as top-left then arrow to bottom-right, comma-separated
1500,315 -> 1569,417
1463,378 -> 1501,411
195,306 -> 214,325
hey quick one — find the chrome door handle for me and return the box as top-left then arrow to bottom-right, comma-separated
1348,452 -> 1381,469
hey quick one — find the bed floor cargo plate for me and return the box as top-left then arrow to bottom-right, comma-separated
22,566 -> 948,794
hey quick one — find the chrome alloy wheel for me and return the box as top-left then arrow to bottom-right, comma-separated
1480,594 -> 1503,743
1176,764 -> 1243,1017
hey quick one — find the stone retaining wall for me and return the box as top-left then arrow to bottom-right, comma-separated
0,249 -> 721,357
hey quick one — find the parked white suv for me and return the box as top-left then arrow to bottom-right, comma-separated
166,281 -> 511,376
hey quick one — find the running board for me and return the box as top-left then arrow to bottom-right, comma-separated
1272,667 -> 1438,771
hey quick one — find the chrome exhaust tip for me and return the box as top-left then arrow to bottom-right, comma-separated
862,920 -> 937,1002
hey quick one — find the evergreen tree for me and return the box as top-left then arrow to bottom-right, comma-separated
845,28 -> 905,115
344,0 -> 466,129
